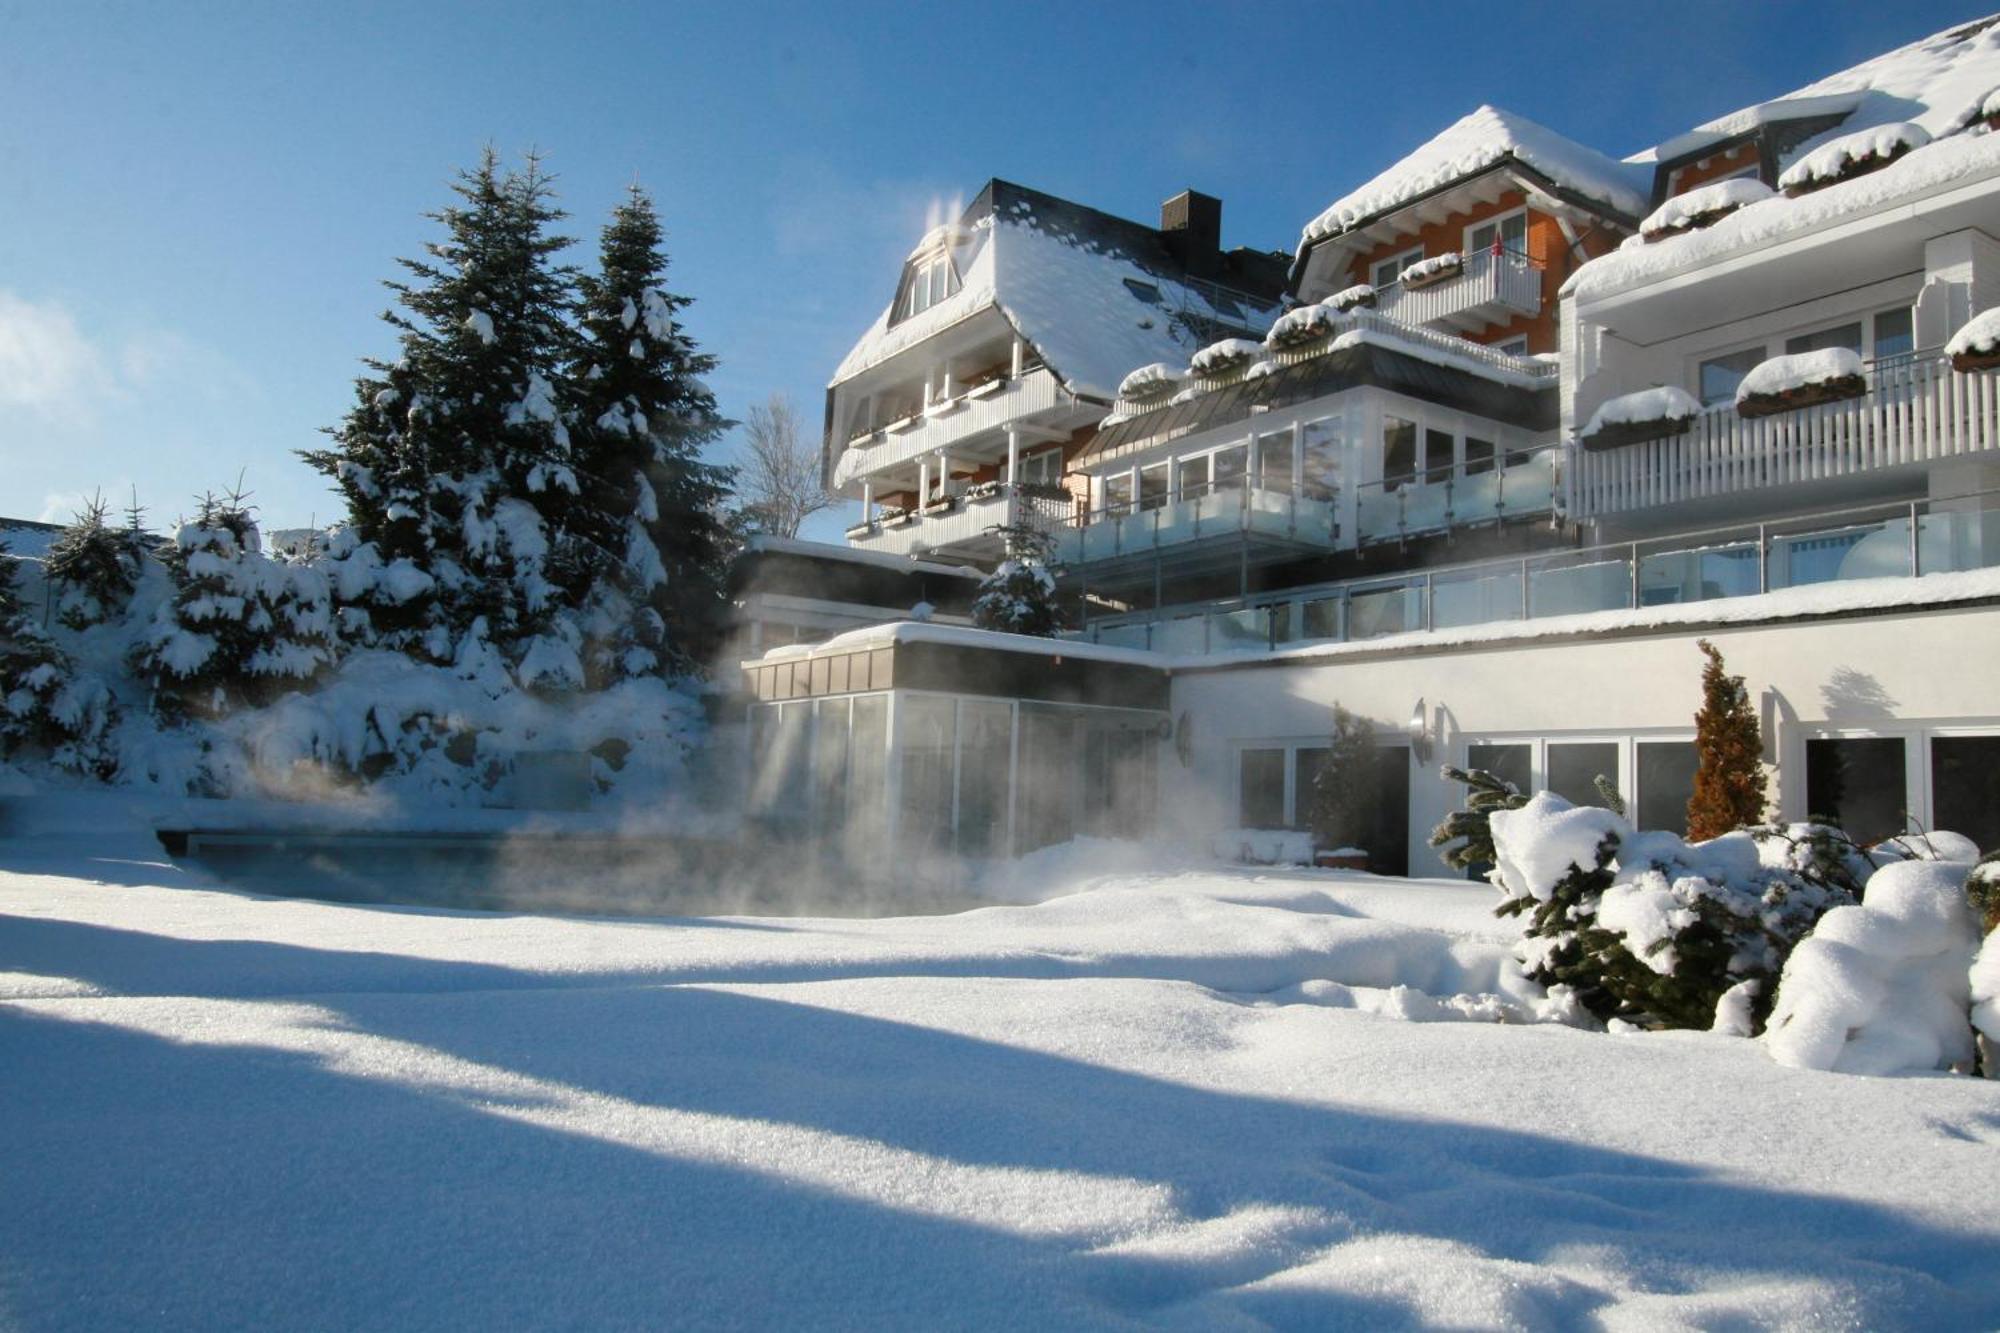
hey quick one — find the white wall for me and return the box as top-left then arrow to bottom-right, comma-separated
1163,602 -> 2000,873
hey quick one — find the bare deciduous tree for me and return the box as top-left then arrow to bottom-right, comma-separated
736,393 -> 833,539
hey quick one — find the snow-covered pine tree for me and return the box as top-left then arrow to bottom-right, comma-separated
303,149 -> 582,684
44,491 -> 136,629
567,185 -> 734,679
1429,764 -> 1528,872
0,546 -> 116,775
1686,639 -> 1766,840
133,492 -> 333,721
970,523 -> 1061,636
1308,705 -> 1378,852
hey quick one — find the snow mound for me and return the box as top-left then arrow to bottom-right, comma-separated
1581,385 -> 1702,435
1946,305 -> 2000,358
1300,105 -> 1647,246
1639,177 -> 1777,240
1735,347 -> 1864,403
1190,338 -> 1264,376
1779,121 -> 1932,192
1764,859 -> 1981,1075
1487,792 -> 1626,903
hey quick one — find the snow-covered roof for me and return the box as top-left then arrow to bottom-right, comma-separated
1298,106 -> 1650,250
833,183 -> 1286,404
1635,15 -> 2000,171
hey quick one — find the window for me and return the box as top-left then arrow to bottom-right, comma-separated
1424,428 -> 1454,484
1873,307 -> 1914,363
895,252 -> 959,323
1466,210 -> 1528,258
1018,450 -> 1060,486
1931,735 -> 2000,854
1492,336 -> 1530,356
1698,346 -> 1766,406
1255,433 -> 1294,489
1636,741 -> 1699,835
1467,743 -> 1532,795
1383,416 -> 1417,490
1464,436 -> 1496,475
1805,737 -> 1907,844
1175,454 -> 1210,498
1212,446 -> 1248,492
1139,463 -> 1170,511
1372,247 -> 1423,289
1301,418 -> 1340,494
1292,748 -> 1330,831
1239,749 -> 1286,829
1102,472 -> 1134,515
1547,741 -> 1621,808
1784,322 -> 1862,357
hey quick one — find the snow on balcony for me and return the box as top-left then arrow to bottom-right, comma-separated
1371,249 -> 1541,331
833,367 -> 1065,488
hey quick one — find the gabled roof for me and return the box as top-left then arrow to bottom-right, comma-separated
1632,13 -> 2000,171
832,181 -> 1288,403
1296,106 -> 1651,253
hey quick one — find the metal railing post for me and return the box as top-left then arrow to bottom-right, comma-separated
1909,499 -> 1921,577
1758,523 -> 1769,593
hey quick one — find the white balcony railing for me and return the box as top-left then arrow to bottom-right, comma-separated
847,484 -> 1076,558
1372,250 -> 1541,330
833,367 -> 1065,487
1054,482 -> 1339,565
1573,354 -> 2000,518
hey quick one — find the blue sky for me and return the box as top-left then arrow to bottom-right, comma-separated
0,0 -> 1979,542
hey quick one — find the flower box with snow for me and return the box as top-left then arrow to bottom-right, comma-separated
1117,361 -> 1187,407
880,506 -> 915,526
965,376 -> 1010,400
921,496 -> 959,516
1326,283 -> 1375,312
925,395 -> 965,417
1733,348 -> 1867,418
1397,252 -> 1463,290
846,424 -> 882,446
844,520 -> 879,539
1018,481 -> 1072,503
883,413 -> 920,435
1264,303 -> 1342,352
1578,386 -> 1703,451
1190,338 -> 1264,379
1314,847 -> 1368,871
1947,308 -> 2000,373
1777,121 -> 1931,198
1638,177 -> 1775,243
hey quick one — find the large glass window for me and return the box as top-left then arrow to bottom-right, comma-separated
1468,211 -> 1527,257
1873,307 -> 1915,363
1467,743 -> 1532,796
1383,416 -> 1417,491
1301,418 -> 1340,495
1464,436 -> 1496,476
812,698 -> 851,839
1212,445 -> 1248,492
1139,464 -> 1170,512
899,696 -> 957,855
1636,741 -> 1699,836
1018,450 -> 1060,486
1301,596 -> 1341,641
1547,741 -> 1621,808
1805,737 -> 1906,844
1292,747 -> 1331,831
1785,322 -> 1862,357
897,253 -> 959,322
956,700 -> 1014,857
1255,433 -> 1294,490
1102,472 -> 1134,516
847,696 -> 889,853
1176,454 -> 1210,499
1698,347 -> 1766,406
1424,428 -> 1454,484
1239,749 -> 1286,829
1017,705 -> 1078,854
1931,735 -> 2000,854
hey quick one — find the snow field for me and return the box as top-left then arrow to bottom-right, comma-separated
3,830 -> 1998,1329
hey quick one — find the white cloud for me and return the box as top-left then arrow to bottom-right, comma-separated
0,291 -> 111,423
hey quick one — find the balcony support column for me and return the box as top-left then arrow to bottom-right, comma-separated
861,480 -> 874,522
1005,427 -> 1020,485
1010,337 -> 1025,378
918,458 -> 931,507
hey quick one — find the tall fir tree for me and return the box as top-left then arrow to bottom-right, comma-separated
304,149 -> 584,685
970,523 -> 1061,637
1309,705 -> 1380,853
0,548 -> 116,775
1686,639 -> 1767,840
44,491 -> 136,629
567,185 -> 733,678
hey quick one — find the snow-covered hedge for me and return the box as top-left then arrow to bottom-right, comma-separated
1734,348 -> 1866,417
1397,253 -> 1463,288
1779,122 -> 1932,196
1264,303 -> 1341,351
1764,856 -> 1983,1075
1947,306 -> 2000,371
1579,386 -> 1703,449
1639,177 -> 1776,242
1189,338 -> 1263,378
1116,361 -> 1186,405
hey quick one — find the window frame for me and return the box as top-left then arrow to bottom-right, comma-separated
1463,207 -> 1528,259
1372,246 -> 1425,289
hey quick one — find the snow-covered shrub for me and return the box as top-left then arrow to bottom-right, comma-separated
1764,857 -> 1982,1075
1307,706 -> 1378,855
971,524 -> 1060,637
1638,178 -> 1776,242
1264,303 -> 1341,351
0,551 -> 117,777
133,500 -> 333,722
1578,386 -> 1703,448
1734,348 -> 1866,417
1946,306 -> 2000,372
1189,338 -> 1262,378
44,493 -> 137,630
1778,122 -> 1931,197
1429,765 -> 1528,873
1489,793 -> 1871,1031
1117,362 -> 1186,405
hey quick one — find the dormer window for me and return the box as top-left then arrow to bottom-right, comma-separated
894,251 -> 960,324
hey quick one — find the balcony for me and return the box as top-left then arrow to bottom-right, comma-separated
1572,353 -> 2000,519
833,366 -> 1066,487
1372,249 -> 1542,332
1052,482 -> 1340,571
847,483 -> 1077,560
1353,448 -> 1563,545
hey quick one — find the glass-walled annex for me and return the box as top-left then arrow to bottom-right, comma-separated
747,692 -> 1164,861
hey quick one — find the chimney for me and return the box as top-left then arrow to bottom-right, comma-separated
1160,189 -> 1223,280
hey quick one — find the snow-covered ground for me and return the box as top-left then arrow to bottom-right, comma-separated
4,814 -> 1998,1329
